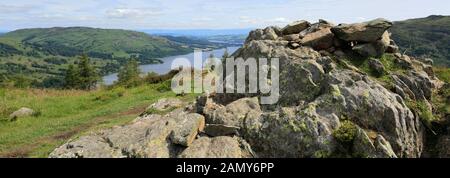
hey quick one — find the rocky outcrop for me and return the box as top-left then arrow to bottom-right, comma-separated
50,18 -> 445,158
229,18 -> 440,158
50,98 -> 253,158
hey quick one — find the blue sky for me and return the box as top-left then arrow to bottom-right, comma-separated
0,0 -> 449,31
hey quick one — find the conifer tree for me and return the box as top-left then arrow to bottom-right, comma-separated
64,64 -> 78,89
117,58 -> 141,87
77,54 -> 98,90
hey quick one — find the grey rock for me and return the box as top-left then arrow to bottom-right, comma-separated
49,135 -> 124,158
368,58 -> 386,76
50,110 -> 195,158
352,127 -> 397,158
282,34 -> 300,41
204,124 -> 240,137
170,113 -> 205,147
300,28 -> 335,50
392,71 -> 433,101
299,19 -> 335,37
9,107 -> 35,119
203,97 -> 261,127
352,32 -> 390,57
394,54 -> 413,69
178,136 -> 253,158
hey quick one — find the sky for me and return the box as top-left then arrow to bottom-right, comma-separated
0,0 -> 449,31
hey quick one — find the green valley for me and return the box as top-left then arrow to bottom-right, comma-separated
0,27 -> 228,88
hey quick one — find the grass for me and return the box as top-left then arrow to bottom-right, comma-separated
406,100 -> 438,133
431,67 -> 450,122
0,83 -> 197,157
338,53 -> 402,90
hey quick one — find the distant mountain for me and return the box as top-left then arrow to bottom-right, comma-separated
0,27 -> 192,60
390,15 -> 450,66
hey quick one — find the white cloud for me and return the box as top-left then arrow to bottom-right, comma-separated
266,17 -> 290,24
106,8 -> 162,19
0,4 -> 34,14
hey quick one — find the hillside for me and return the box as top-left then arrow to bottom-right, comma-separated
390,15 -> 450,67
0,83 -> 198,157
47,18 -> 449,158
0,27 -> 195,87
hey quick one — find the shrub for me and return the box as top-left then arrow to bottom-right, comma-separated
333,120 -> 358,144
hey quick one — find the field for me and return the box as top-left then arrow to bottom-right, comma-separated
0,84 -> 197,157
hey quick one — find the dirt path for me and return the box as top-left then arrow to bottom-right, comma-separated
0,104 -> 148,158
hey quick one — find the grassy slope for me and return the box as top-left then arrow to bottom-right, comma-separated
390,15 -> 450,67
0,84 -> 197,157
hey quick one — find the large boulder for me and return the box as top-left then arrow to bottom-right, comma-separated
299,19 -> 335,37
9,107 -> 35,120
49,135 -> 124,158
202,97 -> 262,127
352,31 -> 391,57
331,18 -> 393,42
300,28 -> 335,50
282,20 -> 311,35
50,110 -> 191,158
170,113 -> 205,147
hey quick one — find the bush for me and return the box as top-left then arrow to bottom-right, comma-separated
333,120 -> 358,144
144,70 -> 178,84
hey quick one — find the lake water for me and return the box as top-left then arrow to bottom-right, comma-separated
102,46 -> 240,85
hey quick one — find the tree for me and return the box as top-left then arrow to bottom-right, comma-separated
117,58 -> 141,87
64,64 -> 78,89
77,54 -> 99,90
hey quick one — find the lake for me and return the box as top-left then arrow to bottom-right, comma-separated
102,46 -> 240,85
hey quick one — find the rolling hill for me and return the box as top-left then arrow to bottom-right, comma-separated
0,27 -> 199,87
390,15 -> 450,67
